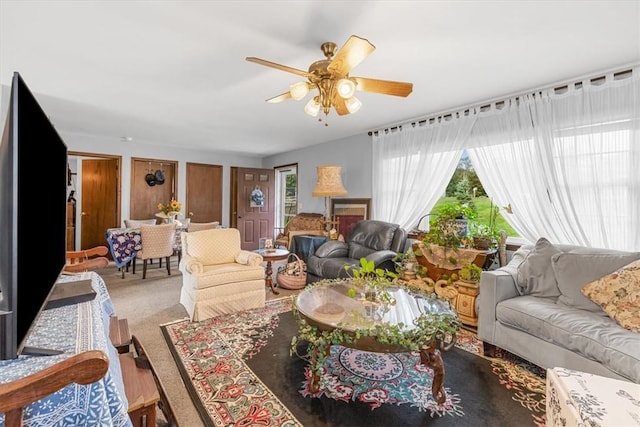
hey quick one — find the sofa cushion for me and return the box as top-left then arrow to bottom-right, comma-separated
581,259 -> 640,332
516,237 -> 562,297
315,240 -> 348,258
347,220 -> 398,253
183,228 -> 239,264
496,295 -> 640,382
192,263 -> 265,289
552,251 -> 640,313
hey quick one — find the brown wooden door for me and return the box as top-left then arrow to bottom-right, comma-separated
80,158 -> 119,250
186,163 -> 222,222
234,167 -> 274,250
130,159 -> 177,221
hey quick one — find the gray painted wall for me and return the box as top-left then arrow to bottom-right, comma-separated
262,133 -> 373,217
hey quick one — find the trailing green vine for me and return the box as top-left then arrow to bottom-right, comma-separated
289,278 -> 461,389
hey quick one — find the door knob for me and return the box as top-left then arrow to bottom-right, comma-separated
81,212 -> 87,216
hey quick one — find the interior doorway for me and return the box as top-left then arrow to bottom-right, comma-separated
68,152 -> 121,252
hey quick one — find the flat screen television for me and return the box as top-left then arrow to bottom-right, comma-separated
0,72 -> 68,360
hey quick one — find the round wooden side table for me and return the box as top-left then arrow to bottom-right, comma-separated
253,248 -> 289,295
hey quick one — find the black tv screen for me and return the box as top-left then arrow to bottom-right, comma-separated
0,72 -> 68,360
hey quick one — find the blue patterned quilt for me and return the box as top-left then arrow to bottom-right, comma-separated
0,272 -> 132,427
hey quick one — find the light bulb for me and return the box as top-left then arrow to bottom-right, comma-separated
289,81 -> 309,101
344,96 -> 362,114
336,78 -> 356,99
304,97 -> 321,116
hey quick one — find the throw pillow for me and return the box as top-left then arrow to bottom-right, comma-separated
516,237 -> 562,297
552,252 -> 640,313
581,259 -> 640,332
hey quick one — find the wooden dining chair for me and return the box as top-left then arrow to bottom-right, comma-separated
0,350 -> 109,427
187,221 -> 219,232
135,223 -> 177,279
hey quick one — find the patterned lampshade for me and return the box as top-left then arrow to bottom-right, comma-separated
312,165 -> 347,197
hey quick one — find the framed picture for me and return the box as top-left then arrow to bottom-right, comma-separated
331,198 -> 371,237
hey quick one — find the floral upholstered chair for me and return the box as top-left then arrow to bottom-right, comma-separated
179,228 -> 265,321
274,213 -> 326,250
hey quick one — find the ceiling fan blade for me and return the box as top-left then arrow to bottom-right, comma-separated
327,35 -> 375,76
353,77 -> 413,97
246,57 -> 311,78
266,92 -> 292,104
332,93 -> 349,116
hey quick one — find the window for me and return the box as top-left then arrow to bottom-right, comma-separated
274,164 -> 298,231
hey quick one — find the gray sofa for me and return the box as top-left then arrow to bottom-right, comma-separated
306,220 -> 408,283
478,237 -> 640,383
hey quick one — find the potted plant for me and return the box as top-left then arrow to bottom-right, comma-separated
415,202 -> 476,265
470,199 -> 499,250
344,258 -> 396,304
421,202 -> 476,250
458,261 -> 482,283
392,248 -> 428,280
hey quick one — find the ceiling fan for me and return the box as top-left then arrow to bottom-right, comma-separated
246,35 -> 413,119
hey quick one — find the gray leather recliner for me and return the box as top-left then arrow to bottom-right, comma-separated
306,220 -> 408,283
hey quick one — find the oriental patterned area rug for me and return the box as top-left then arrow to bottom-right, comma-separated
161,299 -> 546,427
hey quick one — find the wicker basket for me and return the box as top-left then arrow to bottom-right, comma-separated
276,253 -> 307,290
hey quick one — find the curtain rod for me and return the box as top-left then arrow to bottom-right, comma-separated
368,62 -> 638,136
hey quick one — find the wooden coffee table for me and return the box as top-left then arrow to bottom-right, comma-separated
294,280 -> 459,405
253,248 -> 289,295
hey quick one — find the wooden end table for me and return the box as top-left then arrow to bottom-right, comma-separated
254,248 -> 289,295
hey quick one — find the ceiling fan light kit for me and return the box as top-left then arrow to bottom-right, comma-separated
246,35 -> 413,120
289,81 -> 310,100
304,97 -> 321,117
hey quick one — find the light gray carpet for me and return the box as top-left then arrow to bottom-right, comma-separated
95,256 -> 297,427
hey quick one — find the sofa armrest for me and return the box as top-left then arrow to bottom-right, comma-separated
236,250 -> 263,266
478,269 -> 519,343
179,253 -> 203,274
365,250 -> 398,270
314,240 -> 349,258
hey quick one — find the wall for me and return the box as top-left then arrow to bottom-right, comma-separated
262,132 -> 373,216
62,131 -> 262,233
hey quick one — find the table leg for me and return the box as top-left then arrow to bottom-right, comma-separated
420,341 -> 446,405
264,260 -> 279,295
308,344 -> 331,395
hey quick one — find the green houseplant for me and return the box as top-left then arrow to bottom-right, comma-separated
415,202 -> 476,268
469,199 -> 500,249
459,261 -> 482,283
421,202 -> 476,250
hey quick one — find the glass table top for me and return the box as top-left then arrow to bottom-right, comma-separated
294,280 -> 454,332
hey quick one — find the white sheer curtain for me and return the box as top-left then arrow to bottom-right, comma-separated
467,68 -> 640,251
372,111 -> 476,230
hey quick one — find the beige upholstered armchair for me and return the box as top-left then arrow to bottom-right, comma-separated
274,213 -> 326,250
179,228 -> 265,321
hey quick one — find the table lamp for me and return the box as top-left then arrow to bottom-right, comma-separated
312,165 -> 347,230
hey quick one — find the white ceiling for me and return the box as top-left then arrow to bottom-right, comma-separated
1,1 -> 639,157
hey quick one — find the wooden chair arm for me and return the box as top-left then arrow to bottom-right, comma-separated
64,246 -> 110,273
66,246 -> 108,261
63,257 -> 109,273
0,350 -> 109,426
